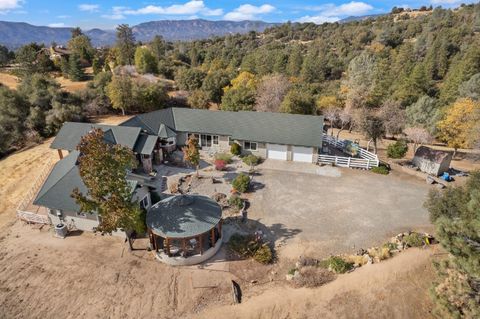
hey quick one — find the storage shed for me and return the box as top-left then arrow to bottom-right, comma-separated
412,146 -> 453,176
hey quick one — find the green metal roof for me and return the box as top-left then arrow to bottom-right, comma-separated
147,195 -> 222,238
133,134 -> 158,155
51,122 -> 142,151
121,108 -> 324,148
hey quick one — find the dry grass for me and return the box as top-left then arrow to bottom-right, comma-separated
293,266 -> 336,288
0,72 -> 19,89
56,76 -> 90,92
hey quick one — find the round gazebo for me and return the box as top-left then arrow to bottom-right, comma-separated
147,194 -> 223,266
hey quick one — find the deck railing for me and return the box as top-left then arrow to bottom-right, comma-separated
16,158 -> 55,224
319,134 -> 379,169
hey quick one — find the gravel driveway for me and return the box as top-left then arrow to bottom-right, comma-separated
248,162 -> 433,257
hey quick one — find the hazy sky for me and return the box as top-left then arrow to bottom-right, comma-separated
0,0 -> 474,29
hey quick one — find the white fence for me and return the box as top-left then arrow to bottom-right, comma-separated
16,159 -> 54,225
319,134 -> 379,169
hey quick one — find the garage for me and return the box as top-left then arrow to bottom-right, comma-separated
292,146 -> 314,163
267,144 -> 288,160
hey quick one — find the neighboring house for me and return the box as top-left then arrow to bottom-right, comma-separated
121,107 -> 324,163
33,150 -> 152,233
35,108 -> 324,232
412,146 -> 453,176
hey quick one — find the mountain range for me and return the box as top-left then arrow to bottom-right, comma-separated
0,19 -> 278,49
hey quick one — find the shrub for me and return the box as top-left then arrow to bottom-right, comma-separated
253,244 -> 273,264
228,195 -> 244,209
232,173 -> 250,193
242,154 -> 260,167
215,152 -> 233,164
320,256 -> 354,274
404,232 -> 425,247
214,159 -> 226,171
367,247 -> 391,261
387,140 -> 408,158
230,143 -> 241,155
293,266 -> 335,288
371,165 -> 389,175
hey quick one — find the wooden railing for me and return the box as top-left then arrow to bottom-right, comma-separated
16,159 -> 55,224
320,134 -> 379,169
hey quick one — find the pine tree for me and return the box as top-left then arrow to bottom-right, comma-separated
68,53 -> 85,81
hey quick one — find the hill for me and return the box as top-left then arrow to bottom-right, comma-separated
0,19 -> 277,48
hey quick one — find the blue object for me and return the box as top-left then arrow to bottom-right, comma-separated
441,172 -> 452,182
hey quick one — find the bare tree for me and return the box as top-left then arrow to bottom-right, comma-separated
359,113 -> 385,154
336,107 -> 353,140
404,127 -> 432,153
255,74 -> 291,112
323,107 -> 339,135
379,99 -> 406,138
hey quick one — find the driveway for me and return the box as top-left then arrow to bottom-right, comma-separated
248,161 -> 433,258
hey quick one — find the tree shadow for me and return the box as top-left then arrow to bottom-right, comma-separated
249,181 -> 265,192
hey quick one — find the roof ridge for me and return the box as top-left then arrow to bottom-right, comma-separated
170,108 -> 178,131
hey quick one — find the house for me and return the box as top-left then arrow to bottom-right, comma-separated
120,107 -> 324,163
412,146 -> 453,176
34,108 -> 324,233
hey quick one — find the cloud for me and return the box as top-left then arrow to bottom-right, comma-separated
298,1 -> 373,24
48,22 -> 66,27
120,1 -> 223,16
0,0 -> 22,12
78,4 -> 100,12
101,6 -> 126,20
224,4 -> 275,21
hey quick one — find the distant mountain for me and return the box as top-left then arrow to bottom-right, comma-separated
339,14 -> 385,23
0,19 -> 278,49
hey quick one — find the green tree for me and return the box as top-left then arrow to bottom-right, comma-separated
202,70 -> 231,103
182,135 -> 200,176
280,89 -> 315,115
15,43 -> 47,75
72,128 -> 145,251
68,53 -> 85,81
175,67 -> 206,91
425,172 -> 480,318
134,47 -> 158,74
187,89 -> 210,109
286,45 -> 303,77
115,24 -> 136,65
0,86 -> 29,153
459,73 -> 480,101
67,33 -> 94,63
17,73 -> 60,110
150,35 -> 166,60
106,75 -> 134,115
0,45 -> 12,66
406,96 -> 441,134
133,81 -> 168,112
221,71 -> 257,111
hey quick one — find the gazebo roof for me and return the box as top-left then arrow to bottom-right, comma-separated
147,195 -> 222,238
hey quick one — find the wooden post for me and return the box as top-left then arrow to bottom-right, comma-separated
165,237 -> 170,256
211,228 -> 215,246
199,235 -> 203,255
218,220 -> 222,238
57,149 -> 63,159
182,238 -> 187,256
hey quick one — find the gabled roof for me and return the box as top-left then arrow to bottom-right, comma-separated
51,122 -> 142,151
133,134 -> 158,155
34,151 -> 85,212
158,124 -> 177,139
120,107 -> 324,148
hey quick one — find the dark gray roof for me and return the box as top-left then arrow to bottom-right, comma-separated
414,146 -> 453,164
121,108 -> 324,148
158,124 -> 177,138
33,151 -> 85,212
133,134 -> 158,155
51,122 -> 142,151
147,195 -> 222,238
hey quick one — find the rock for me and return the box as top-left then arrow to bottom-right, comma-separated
356,248 -> 367,256
286,274 -> 294,281
363,254 -> 373,265
250,280 -> 257,284
297,256 -> 319,268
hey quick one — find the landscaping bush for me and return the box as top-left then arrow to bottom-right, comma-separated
214,159 -> 226,171
387,140 -> 408,159
232,173 -> 250,193
242,154 -> 260,167
404,232 -> 425,247
253,244 -> 273,264
371,165 -> 389,175
367,247 -> 391,261
215,152 -> 233,164
320,256 -> 354,274
228,195 -> 244,209
230,143 -> 241,156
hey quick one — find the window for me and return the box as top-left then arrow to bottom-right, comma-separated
244,141 -> 257,151
140,196 -> 149,209
228,137 -> 233,145
213,135 -> 219,145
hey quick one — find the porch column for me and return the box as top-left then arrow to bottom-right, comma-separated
211,228 -> 215,246
199,235 -> 203,255
218,220 -> 223,238
57,149 -> 63,159
165,237 -> 170,257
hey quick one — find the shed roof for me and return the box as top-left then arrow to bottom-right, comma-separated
146,195 -> 222,238
413,146 -> 453,164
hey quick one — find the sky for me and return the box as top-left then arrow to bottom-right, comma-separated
0,0 -> 474,29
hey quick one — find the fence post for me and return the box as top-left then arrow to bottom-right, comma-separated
334,156 -> 338,166
367,159 -> 370,170
347,157 -> 351,168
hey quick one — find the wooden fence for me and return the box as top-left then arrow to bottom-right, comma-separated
319,134 -> 379,169
16,159 -> 54,225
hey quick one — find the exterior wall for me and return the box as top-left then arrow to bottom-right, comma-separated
176,132 -> 188,146
48,209 -> 100,232
438,155 -> 453,176
239,140 -> 267,158
133,186 -> 152,209
412,157 -> 441,176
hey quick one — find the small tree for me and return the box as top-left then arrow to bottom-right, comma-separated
106,75 -> 133,116
71,129 -> 144,251
231,143 -> 241,156
68,53 -> 85,81
242,154 -> 260,172
386,140 -> 408,158
232,173 -> 250,193
255,74 -> 290,112
134,47 -> 158,74
404,127 -> 432,153
182,135 -> 200,176
379,99 -> 405,138
360,114 -> 385,154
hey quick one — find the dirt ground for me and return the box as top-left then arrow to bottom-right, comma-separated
0,72 -> 19,89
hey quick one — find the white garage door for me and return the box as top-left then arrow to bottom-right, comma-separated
267,144 -> 288,160
292,146 -> 313,163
